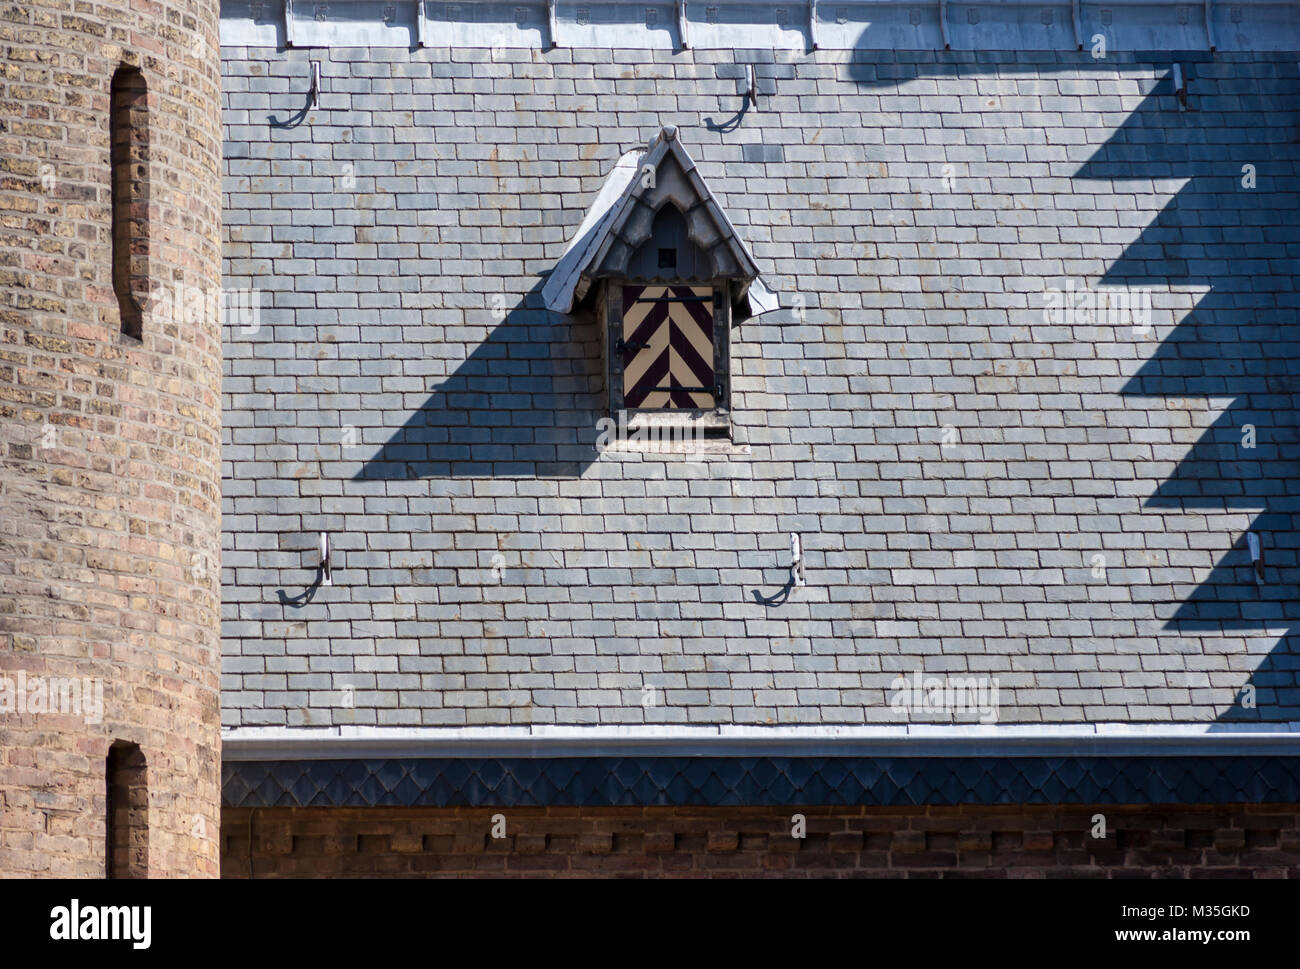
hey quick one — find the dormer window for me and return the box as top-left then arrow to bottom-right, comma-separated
618,283 -> 718,410
543,126 -> 777,443
609,203 -> 726,416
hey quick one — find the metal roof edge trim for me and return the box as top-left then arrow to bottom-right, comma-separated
219,0 -> 1300,51
222,722 -> 1300,760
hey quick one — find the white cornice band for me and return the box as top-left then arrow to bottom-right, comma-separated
223,723 -> 1300,761
218,0 -> 1299,53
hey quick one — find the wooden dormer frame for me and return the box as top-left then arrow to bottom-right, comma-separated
599,278 -> 733,434
541,125 -> 775,441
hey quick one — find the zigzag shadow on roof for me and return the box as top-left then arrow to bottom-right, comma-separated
1070,67 -> 1300,717
1153,511 -> 1300,633
1129,403 -> 1300,512
1215,635 -> 1300,721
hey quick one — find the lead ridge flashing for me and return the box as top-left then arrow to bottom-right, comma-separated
219,0 -> 1300,51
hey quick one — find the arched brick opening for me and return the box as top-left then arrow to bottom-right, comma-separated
106,741 -> 148,879
109,63 -> 148,340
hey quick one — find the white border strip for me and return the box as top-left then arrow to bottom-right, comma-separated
219,0 -> 1300,51
223,723 -> 1300,760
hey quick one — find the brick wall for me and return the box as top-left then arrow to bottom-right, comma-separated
0,1 -> 223,876
221,804 -> 1300,877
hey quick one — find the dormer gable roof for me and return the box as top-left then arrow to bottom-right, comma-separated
542,126 -> 776,317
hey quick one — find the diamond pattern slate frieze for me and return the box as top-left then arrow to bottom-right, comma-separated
222,757 -> 1300,809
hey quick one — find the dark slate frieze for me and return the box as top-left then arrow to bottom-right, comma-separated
223,755 -> 1300,807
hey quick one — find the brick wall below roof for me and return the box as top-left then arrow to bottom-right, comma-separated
221,804 -> 1300,877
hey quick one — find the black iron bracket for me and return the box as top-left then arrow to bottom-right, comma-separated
649,384 -> 718,396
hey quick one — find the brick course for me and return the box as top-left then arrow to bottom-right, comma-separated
221,804 -> 1300,878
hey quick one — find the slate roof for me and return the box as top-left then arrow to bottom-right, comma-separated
218,42 -> 1300,736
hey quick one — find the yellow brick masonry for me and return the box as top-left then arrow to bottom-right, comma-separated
0,0 -> 223,877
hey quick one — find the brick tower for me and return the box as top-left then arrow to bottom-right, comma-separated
0,1 -> 223,876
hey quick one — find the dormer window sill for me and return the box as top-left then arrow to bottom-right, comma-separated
600,438 -> 751,458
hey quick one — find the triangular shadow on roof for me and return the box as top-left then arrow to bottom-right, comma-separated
1130,403 -> 1300,511
1215,634 -> 1300,721
353,281 -> 605,480
1157,511 -> 1300,632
